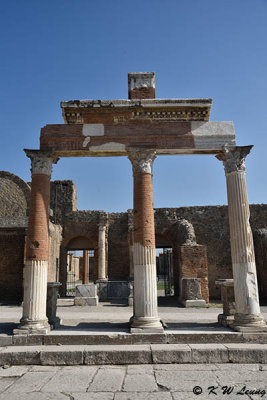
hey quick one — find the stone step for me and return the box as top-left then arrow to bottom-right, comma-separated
1,331 -> 267,347
1,343 -> 267,366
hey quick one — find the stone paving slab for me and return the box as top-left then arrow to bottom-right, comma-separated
0,393 -> 66,400
5,371 -> 56,392
114,394 -> 172,400
0,364 -> 267,399
189,343 -> 228,363
151,344 -> 192,364
41,365 -> 97,392
88,367 -> 125,391
3,331 -> 267,347
1,343 -> 267,366
123,373 -> 158,392
84,344 -> 152,365
71,394 -> 114,400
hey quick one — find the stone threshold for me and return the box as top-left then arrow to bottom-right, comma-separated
1,331 -> 267,347
1,343 -> 267,365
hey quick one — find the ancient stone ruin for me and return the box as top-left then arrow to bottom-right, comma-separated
0,72 -> 267,334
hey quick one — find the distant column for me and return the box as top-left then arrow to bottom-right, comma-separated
83,250 -> 89,284
98,217 -> 108,281
14,150 -> 57,334
128,149 -> 163,332
216,146 -> 266,331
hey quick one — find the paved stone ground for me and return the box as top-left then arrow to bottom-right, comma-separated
0,364 -> 267,399
1,302 -> 267,335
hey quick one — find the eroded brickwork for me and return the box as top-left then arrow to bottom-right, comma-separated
133,173 -> 155,247
26,174 -> 50,260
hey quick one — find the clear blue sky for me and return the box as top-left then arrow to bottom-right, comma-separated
1,0 -> 267,212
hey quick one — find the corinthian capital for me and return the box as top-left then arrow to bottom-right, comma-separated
128,148 -> 156,174
25,150 -> 58,176
216,145 -> 253,175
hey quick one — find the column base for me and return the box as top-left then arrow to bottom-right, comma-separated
13,318 -> 51,335
130,316 -> 164,333
218,313 -> 235,327
232,313 -> 267,332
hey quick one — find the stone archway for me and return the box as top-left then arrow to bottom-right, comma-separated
60,235 -> 98,297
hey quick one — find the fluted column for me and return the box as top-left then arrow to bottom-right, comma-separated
14,150 -> 58,334
128,210 -> 134,281
216,146 -> 266,331
128,149 -> 163,332
98,216 -> 108,281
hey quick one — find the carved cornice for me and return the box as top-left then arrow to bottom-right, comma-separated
24,150 -> 58,176
216,146 -> 253,174
128,149 -> 156,174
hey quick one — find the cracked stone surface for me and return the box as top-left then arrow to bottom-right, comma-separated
0,364 -> 266,399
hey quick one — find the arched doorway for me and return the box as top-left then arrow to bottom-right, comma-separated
60,235 -> 97,297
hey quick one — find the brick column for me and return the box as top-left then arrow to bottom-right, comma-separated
14,150 -> 57,334
98,216 -> 108,281
83,250 -> 89,284
128,149 -> 163,332
216,146 -> 266,331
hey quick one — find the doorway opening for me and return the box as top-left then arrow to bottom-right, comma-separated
66,249 -> 95,297
156,247 -> 173,298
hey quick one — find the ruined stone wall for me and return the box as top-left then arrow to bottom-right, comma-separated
50,180 -> 77,223
0,228 -> 25,302
0,172 -> 30,217
154,205 -> 267,299
108,213 -> 129,280
48,222 -> 63,282
1,171 -> 267,302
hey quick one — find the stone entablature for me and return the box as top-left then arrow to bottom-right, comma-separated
61,98 -> 212,124
40,121 -> 235,157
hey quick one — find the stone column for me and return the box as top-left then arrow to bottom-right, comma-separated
98,218 -> 107,281
216,146 -> 266,331
128,149 -> 163,332
83,250 -> 89,284
14,150 -> 57,334
128,209 -> 134,280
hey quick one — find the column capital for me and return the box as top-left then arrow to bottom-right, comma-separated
24,149 -> 59,176
216,145 -> 253,174
128,148 -> 156,174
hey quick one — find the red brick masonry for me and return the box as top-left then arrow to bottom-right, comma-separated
133,172 -> 155,248
40,122 -> 194,153
26,174 -> 50,261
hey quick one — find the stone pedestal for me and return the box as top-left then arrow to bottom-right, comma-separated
216,279 -> 235,327
180,278 -> 207,308
46,282 -> 61,329
74,283 -> 98,306
217,146 -> 267,332
14,151 -> 57,335
128,149 -> 163,333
